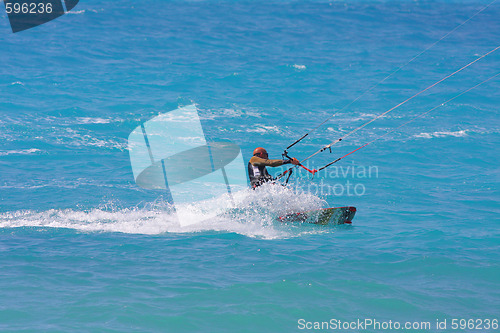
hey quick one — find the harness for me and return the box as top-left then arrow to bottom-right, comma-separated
247,162 -> 273,188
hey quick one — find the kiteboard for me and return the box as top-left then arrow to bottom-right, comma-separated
277,206 -> 356,225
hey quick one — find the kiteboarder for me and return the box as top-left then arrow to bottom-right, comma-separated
248,147 -> 299,188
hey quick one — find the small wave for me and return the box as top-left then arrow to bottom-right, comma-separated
66,9 -> 85,14
74,117 -> 115,124
292,64 -> 306,70
67,9 -> 101,15
0,184 -> 328,239
200,107 -> 263,120
246,125 -> 283,134
323,113 -> 382,129
9,81 -> 24,86
0,179 -> 137,190
0,148 -> 42,156
57,128 -> 127,150
414,130 -> 468,139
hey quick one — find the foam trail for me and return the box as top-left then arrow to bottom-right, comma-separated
0,184 -> 330,239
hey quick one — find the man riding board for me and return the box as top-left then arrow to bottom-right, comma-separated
248,147 -> 299,188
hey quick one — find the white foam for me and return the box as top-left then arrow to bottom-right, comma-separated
66,10 -> 85,14
57,128 -> 127,150
67,9 -> 102,15
292,64 -> 306,70
200,107 -> 263,120
0,184 -> 329,239
414,130 -> 468,139
246,125 -> 283,134
75,117 -> 114,124
0,148 -> 42,156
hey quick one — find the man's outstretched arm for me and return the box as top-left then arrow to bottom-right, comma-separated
250,156 -> 299,167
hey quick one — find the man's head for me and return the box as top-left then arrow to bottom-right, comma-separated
253,147 -> 268,159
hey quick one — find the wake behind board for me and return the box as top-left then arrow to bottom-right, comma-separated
277,207 -> 356,225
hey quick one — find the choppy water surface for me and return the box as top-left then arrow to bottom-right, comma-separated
1,1 -> 499,331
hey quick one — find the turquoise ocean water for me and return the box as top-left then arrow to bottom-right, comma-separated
1,1 -> 499,331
